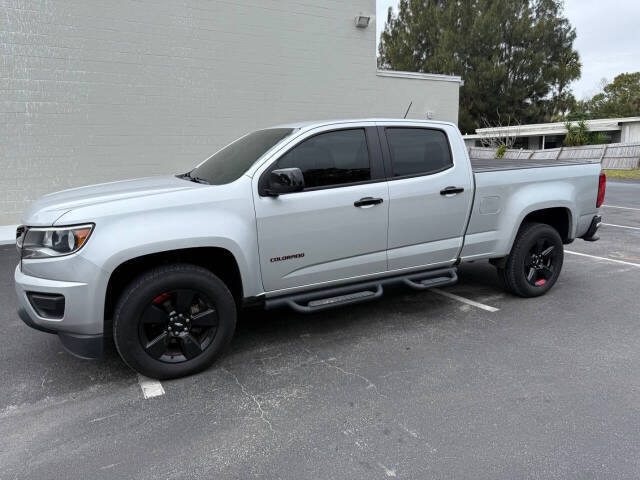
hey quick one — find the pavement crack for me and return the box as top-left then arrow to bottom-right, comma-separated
302,347 -> 386,398
88,413 -> 121,423
222,367 -> 275,433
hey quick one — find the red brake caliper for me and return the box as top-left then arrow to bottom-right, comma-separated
153,292 -> 171,304
535,279 -> 546,286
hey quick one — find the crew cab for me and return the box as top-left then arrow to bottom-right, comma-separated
14,119 -> 605,379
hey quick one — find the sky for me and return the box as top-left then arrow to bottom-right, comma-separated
375,0 -> 640,100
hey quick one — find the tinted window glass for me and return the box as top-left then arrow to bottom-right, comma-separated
276,129 -> 370,188
386,128 -> 452,177
189,128 -> 293,185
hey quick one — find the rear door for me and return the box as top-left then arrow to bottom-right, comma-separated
253,124 -> 389,293
379,123 -> 474,271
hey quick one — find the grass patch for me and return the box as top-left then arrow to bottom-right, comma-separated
603,169 -> 640,180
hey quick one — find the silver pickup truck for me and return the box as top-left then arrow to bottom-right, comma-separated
14,119 -> 605,379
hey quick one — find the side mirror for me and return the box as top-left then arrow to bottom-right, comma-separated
265,168 -> 305,196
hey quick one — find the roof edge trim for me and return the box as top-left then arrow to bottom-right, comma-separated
376,69 -> 464,85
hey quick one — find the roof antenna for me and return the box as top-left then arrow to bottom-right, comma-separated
403,101 -> 413,119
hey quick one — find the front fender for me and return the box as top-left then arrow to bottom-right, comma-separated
56,177 -> 263,301
95,217 -> 260,298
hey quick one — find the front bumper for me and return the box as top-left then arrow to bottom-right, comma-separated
14,261 -> 108,359
17,306 -> 103,359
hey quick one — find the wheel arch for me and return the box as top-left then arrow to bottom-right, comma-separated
503,203 -> 574,256
104,247 -> 243,331
520,207 -> 573,243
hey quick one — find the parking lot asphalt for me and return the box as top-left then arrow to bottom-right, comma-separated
1,180 -> 639,479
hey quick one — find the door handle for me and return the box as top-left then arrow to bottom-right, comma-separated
354,197 -> 384,207
440,186 -> 464,195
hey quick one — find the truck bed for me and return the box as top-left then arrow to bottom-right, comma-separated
470,157 -> 596,173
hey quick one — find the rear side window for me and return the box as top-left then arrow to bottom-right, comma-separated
385,128 -> 452,177
276,129 -> 371,188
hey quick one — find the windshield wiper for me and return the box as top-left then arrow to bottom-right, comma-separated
178,172 -> 210,185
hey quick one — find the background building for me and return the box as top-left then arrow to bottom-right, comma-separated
464,117 -> 640,150
0,0 -> 462,226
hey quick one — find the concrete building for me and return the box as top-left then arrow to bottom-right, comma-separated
464,117 -> 640,150
0,0 -> 463,226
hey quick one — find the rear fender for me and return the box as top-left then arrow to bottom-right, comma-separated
499,183 -> 576,255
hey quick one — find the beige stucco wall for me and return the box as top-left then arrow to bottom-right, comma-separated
1,0 -> 460,225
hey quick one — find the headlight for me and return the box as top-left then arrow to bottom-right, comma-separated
20,224 -> 94,259
16,226 -> 26,251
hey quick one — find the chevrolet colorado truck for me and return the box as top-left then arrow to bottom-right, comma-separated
14,119 -> 605,379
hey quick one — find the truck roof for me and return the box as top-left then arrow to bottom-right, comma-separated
270,118 -> 457,131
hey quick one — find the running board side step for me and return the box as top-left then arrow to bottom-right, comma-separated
403,269 -> 458,290
265,267 -> 457,313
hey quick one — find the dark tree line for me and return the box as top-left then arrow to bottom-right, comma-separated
378,0 -> 581,133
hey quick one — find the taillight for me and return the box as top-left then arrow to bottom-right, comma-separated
596,172 -> 606,208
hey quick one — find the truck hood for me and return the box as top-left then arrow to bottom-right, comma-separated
22,176 -> 199,226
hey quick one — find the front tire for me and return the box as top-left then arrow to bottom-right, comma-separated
497,222 -> 564,298
113,264 -> 236,379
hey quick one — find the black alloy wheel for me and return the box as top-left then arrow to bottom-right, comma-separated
524,238 -> 558,288
496,222 -> 564,298
114,264 -> 236,379
139,289 -> 219,363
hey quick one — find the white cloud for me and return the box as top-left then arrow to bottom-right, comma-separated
564,0 -> 640,99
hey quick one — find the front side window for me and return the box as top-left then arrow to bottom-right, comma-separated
385,128 -> 452,177
275,129 -> 371,189
188,128 -> 294,185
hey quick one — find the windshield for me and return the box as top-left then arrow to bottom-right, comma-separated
187,128 -> 294,185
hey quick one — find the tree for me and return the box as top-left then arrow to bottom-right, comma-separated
578,72 -> 640,118
378,0 -> 581,134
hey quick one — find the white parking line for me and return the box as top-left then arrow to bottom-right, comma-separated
602,204 -> 640,212
137,374 -> 165,399
431,288 -> 500,312
566,250 -> 640,268
602,222 -> 640,231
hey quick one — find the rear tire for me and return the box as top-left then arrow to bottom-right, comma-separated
113,263 -> 236,379
497,222 -> 564,298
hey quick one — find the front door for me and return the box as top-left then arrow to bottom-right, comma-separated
253,126 -> 389,293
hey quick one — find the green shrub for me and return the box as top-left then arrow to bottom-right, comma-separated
589,132 -> 608,145
495,145 -> 508,158
564,120 -> 610,146
564,120 -> 590,146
